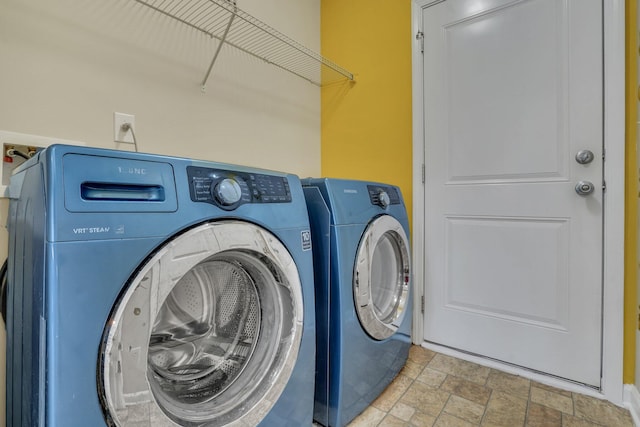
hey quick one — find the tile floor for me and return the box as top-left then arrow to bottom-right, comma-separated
344,345 -> 634,427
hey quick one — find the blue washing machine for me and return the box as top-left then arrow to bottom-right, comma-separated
302,178 -> 412,427
6,145 -> 316,427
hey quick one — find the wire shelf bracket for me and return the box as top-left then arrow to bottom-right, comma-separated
132,0 -> 355,89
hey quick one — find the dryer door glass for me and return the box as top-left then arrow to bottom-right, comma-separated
98,221 -> 304,427
354,215 -> 411,340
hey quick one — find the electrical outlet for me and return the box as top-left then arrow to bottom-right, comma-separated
114,112 -> 135,144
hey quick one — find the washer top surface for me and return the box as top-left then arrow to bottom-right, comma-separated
13,145 -> 311,242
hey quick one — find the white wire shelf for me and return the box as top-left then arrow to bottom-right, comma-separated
132,0 -> 355,88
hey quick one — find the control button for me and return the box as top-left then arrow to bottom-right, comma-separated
214,178 -> 243,205
377,191 -> 391,208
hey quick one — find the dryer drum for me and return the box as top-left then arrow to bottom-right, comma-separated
98,221 -> 304,427
353,215 -> 411,341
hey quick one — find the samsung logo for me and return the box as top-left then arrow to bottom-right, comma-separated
118,166 -> 147,175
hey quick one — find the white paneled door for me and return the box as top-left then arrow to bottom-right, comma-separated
420,0 -> 603,386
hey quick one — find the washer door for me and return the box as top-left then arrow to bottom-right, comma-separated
98,221 -> 304,427
353,215 -> 411,341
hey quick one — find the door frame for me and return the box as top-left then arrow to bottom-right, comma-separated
411,0 -> 626,404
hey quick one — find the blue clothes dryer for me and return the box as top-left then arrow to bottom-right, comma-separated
6,145 -> 316,427
302,178 -> 412,427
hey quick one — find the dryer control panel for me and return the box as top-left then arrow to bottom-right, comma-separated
367,185 -> 401,208
187,166 -> 291,210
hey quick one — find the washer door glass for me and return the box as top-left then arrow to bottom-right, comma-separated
354,215 -> 411,341
98,221 -> 304,427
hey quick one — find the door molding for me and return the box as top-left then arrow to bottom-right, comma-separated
411,0 -> 626,404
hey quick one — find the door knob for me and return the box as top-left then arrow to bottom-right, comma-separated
575,150 -> 595,165
575,181 -> 595,196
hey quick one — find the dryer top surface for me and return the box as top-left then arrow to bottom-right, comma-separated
302,178 -> 409,227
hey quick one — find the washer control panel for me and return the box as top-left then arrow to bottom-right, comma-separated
187,166 -> 291,210
367,185 -> 401,208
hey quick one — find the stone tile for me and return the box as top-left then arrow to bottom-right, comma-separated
443,395 -> 485,424
481,390 -> 527,427
573,394 -> 634,427
530,386 -> 573,415
379,414 -> 410,427
400,380 -> 451,417
410,411 -> 437,427
560,414 -> 602,427
429,354 -> 491,385
416,367 -> 448,388
409,345 -> 437,366
526,402 -> 562,427
531,381 -> 572,398
440,375 -> 492,406
486,370 -> 530,399
372,374 -> 414,412
401,359 -> 425,380
390,402 -> 416,422
434,413 -> 477,427
347,350 -> 635,427
349,405 -> 386,427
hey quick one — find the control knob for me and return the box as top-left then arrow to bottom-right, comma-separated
376,191 -> 391,209
213,178 -> 243,206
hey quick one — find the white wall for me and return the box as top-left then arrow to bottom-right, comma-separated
0,0 -> 321,424
0,0 -> 320,173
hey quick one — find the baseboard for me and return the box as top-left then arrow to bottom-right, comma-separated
623,384 -> 640,427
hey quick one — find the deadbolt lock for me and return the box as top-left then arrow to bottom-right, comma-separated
575,150 -> 595,165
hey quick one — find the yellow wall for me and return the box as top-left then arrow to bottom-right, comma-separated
322,0 -> 640,386
626,0 -> 639,384
320,0 -> 413,220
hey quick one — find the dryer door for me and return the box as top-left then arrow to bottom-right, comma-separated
354,215 -> 411,341
98,221 -> 304,427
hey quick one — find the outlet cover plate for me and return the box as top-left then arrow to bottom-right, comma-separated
114,112 -> 135,144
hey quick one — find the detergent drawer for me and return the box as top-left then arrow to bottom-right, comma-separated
62,153 -> 178,213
